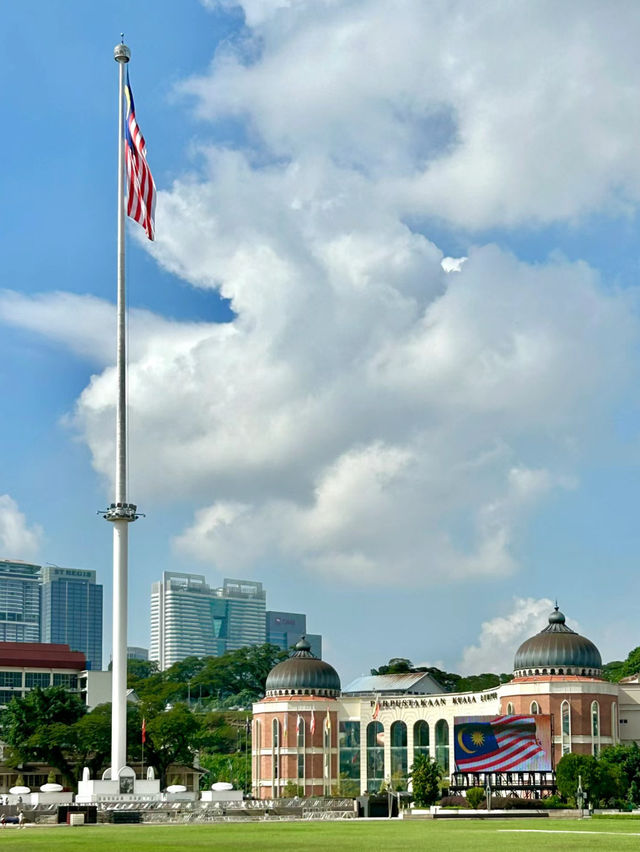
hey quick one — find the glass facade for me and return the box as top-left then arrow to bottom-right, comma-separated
435,719 -> 449,774
561,700 -> 571,755
591,701 -> 600,756
150,573 -> 267,669
0,561 -> 41,643
390,721 -> 407,787
366,721 -> 384,792
26,672 -> 51,688
339,721 -> 360,788
413,720 -> 429,760
40,566 -> 103,670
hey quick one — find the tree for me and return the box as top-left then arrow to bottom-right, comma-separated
0,687 -> 86,787
555,753 -> 621,806
599,742 -> 640,803
409,753 -> 442,807
199,751 -> 251,793
143,704 -> 200,789
371,658 -> 413,676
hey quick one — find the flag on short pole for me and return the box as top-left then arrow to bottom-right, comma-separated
310,709 -> 316,735
124,71 -> 156,240
296,715 -> 302,737
141,717 -> 146,744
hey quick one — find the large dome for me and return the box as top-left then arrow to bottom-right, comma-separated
513,606 -> 602,678
265,637 -> 341,698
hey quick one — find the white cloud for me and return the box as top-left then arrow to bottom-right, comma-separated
458,597 -> 556,674
0,495 -> 42,562
3,3 -> 640,590
189,0 -> 640,229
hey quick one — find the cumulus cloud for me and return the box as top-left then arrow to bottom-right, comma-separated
0,495 -> 42,562
2,2 -> 640,589
458,597 -> 556,674
188,0 -> 640,229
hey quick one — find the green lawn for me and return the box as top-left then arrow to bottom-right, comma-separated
1,818 -> 639,851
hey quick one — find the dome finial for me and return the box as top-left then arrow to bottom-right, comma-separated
295,635 -> 311,653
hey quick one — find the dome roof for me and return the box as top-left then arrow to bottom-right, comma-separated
265,637 -> 341,698
513,606 -> 602,676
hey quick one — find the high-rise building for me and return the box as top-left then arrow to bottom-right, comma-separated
40,566 -> 103,671
150,573 -> 267,670
127,646 -> 148,661
0,559 -> 41,643
266,610 -> 322,658
222,579 -> 266,651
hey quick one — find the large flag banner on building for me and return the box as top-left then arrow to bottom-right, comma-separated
454,715 -> 552,773
124,71 -> 156,240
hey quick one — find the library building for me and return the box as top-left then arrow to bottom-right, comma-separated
251,606 -> 640,798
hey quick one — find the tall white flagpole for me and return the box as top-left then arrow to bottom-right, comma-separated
106,37 -> 139,780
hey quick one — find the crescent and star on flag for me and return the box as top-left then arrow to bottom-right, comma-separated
457,725 -> 487,755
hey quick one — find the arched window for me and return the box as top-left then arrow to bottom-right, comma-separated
323,714 -> 332,795
339,721 -> 360,789
612,703 -> 618,745
414,720 -> 429,760
506,702 -> 514,715
561,701 -> 571,755
366,722 -> 384,793
297,716 -> 305,782
390,721 -> 407,785
272,718 -> 280,785
591,701 -> 600,756
435,720 -> 449,775
253,719 -> 261,794
530,701 -> 540,715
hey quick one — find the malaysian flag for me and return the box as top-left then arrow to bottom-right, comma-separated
454,715 -> 545,773
310,710 -> 316,735
124,71 -> 156,240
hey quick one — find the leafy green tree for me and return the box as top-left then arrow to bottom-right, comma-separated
371,658 -> 413,675
144,704 -> 200,789
556,753 -> 620,806
0,687 -> 86,787
199,751 -> 251,793
281,780 -> 304,798
74,702 -> 112,779
409,753 -> 442,807
599,742 -> 640,803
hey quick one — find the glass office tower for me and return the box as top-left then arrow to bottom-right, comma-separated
0,560 -> 41,643
40,566 -> 103,670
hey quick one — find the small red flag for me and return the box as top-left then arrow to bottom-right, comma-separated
142,717 -> 146,744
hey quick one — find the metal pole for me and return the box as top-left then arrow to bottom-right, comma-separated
107,38 -> 138,781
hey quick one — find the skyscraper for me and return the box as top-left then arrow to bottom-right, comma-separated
150,573 -> 267,670
266,610 -> 322,658
0,559 -> 41,643
40,566 -> 103,670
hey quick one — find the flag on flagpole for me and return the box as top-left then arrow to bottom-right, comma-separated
283,714 -> 288,739
325,710 -> 331,731
124,71 -> 156,240
372,695 -> 380,720
141,717 -> 146,744
296,715 -> 301,737
310,709 -> 316,735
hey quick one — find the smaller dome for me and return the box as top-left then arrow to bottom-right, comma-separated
513,605 -> 602,677
265,636 -> 341,698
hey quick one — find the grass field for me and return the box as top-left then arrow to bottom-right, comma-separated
0,819 -> 639,851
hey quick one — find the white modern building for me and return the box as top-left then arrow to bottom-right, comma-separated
150,573 -> 266,669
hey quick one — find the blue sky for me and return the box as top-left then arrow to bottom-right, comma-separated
2,0 -> 640,682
